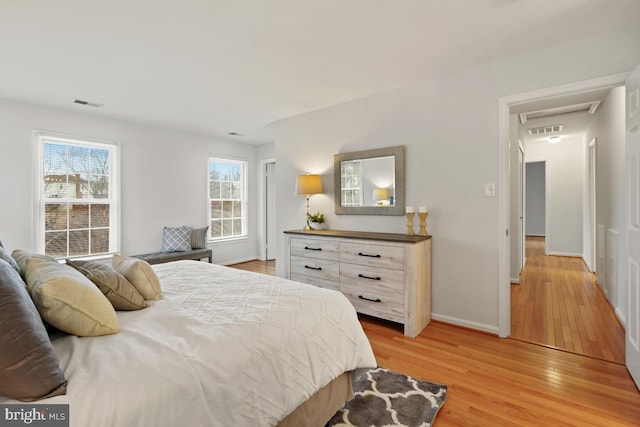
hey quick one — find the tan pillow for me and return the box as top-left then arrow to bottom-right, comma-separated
11,249 -> 57,277
112,254 -> 162,300
25,258 -> 119,337
66,260 -> 148,311
0,259 -> 67,401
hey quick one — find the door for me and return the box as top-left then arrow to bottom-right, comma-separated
265,161 -> 276,260
626,62 -> 640,387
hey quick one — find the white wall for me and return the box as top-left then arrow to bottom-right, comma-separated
0,99 -> 260,265
526,138 -> 584,256
525,162 -> 546,236
584,86 -> 627,322
271,26 -> 640,333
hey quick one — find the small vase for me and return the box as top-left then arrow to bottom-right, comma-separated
311,222 -> 325,230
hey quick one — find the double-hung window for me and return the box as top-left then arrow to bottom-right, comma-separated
208,158 -> 247,240
340,160 -> 363,207
37,133 -> 119,258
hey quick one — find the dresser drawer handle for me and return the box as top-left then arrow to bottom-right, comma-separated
304,265 -> 322,271
358,295 -> 382,303
304,246 -> 322,251
358,273 -> 381,281
358,252 -> 381,258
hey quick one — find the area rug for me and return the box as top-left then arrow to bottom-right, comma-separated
326,367 -> 448,427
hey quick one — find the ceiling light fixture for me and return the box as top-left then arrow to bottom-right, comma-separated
548,136 -> 561,144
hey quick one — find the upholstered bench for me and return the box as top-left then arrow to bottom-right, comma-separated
132,248 -> 213,265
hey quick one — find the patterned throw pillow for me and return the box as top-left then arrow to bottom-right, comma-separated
191,226 -> 209,249
162,226 -> 193,252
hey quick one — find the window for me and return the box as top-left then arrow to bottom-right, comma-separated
38,133 -> 118,258
208,158 -> 247,240
340,160 -> 362,207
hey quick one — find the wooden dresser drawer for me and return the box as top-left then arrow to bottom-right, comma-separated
339,263 -> 404,293
290,237 -> 339,261
340,283 -> 404,323
340,241 -> 405,270
290,255 -> 339,282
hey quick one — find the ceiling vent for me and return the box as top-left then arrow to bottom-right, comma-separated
518,101 -> 600,124
528,124 -> 563,136
74,99 -> 104,108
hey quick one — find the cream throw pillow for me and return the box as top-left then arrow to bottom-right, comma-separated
112,254 -> 162,300
66,260 -> 148,311
24,258 -> 119,337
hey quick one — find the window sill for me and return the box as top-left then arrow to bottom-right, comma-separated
209,236 -> 248,244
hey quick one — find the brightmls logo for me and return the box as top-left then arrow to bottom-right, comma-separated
0,405 -> 68,427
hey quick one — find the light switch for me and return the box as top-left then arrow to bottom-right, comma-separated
484,182 -> 495,197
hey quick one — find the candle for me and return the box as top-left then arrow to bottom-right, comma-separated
406,206 -> 414,214
419,206 -> 427,213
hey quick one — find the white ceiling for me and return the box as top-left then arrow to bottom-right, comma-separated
1,0 -> 639,143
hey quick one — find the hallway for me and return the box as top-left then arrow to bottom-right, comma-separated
510,236 -> 625,363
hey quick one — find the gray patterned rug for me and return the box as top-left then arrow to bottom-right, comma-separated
326,368 -> 448,427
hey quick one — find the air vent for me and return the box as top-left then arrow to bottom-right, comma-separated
74,99 -> 104,108
528,124 -> 563,136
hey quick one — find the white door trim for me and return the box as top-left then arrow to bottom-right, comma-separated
497,72 -> 629,338
258,158 -> 276,261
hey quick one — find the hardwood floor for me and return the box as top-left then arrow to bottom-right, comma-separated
228,259 -> 275,275
230,259 -> 640,426
511,236 -> 625,364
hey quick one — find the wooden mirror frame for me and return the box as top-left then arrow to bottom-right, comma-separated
334,145 -> 405,216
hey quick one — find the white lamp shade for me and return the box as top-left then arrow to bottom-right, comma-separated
372,188 -> 389,201
296,174 -> 323,195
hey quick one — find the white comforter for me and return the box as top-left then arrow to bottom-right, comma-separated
3,261 -> 376,426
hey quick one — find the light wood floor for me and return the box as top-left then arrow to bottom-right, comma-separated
511,236 -> 625,363
230,259 -> 640,426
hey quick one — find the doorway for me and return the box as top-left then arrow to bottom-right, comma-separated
498,73 -> 628,338
499,74 -> 630,364
525,161 -> 546,244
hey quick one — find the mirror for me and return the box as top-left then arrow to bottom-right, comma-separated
334,145 -> 405,215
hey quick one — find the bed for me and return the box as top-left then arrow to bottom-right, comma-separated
0,259 -> 377,427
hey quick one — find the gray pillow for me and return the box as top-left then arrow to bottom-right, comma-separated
162,226 -> 192,252
191,226 -> 209,249
0,240 -> 20,275
0,259 -> 68,401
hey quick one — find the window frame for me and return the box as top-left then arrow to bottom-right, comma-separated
35,131 -> 120,259
207,157 -> 248,242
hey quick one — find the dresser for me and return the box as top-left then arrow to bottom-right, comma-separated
284,229 -> 431,337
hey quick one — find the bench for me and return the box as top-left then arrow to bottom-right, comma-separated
132,248 -> 213,265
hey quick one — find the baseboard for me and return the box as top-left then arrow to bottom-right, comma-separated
510,277 -> 520,284
525,234 -> 545,237
220,256 -> 259,266
547,251 -> 582,257
615,307 -> 627,328
431,313 -> 499,335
